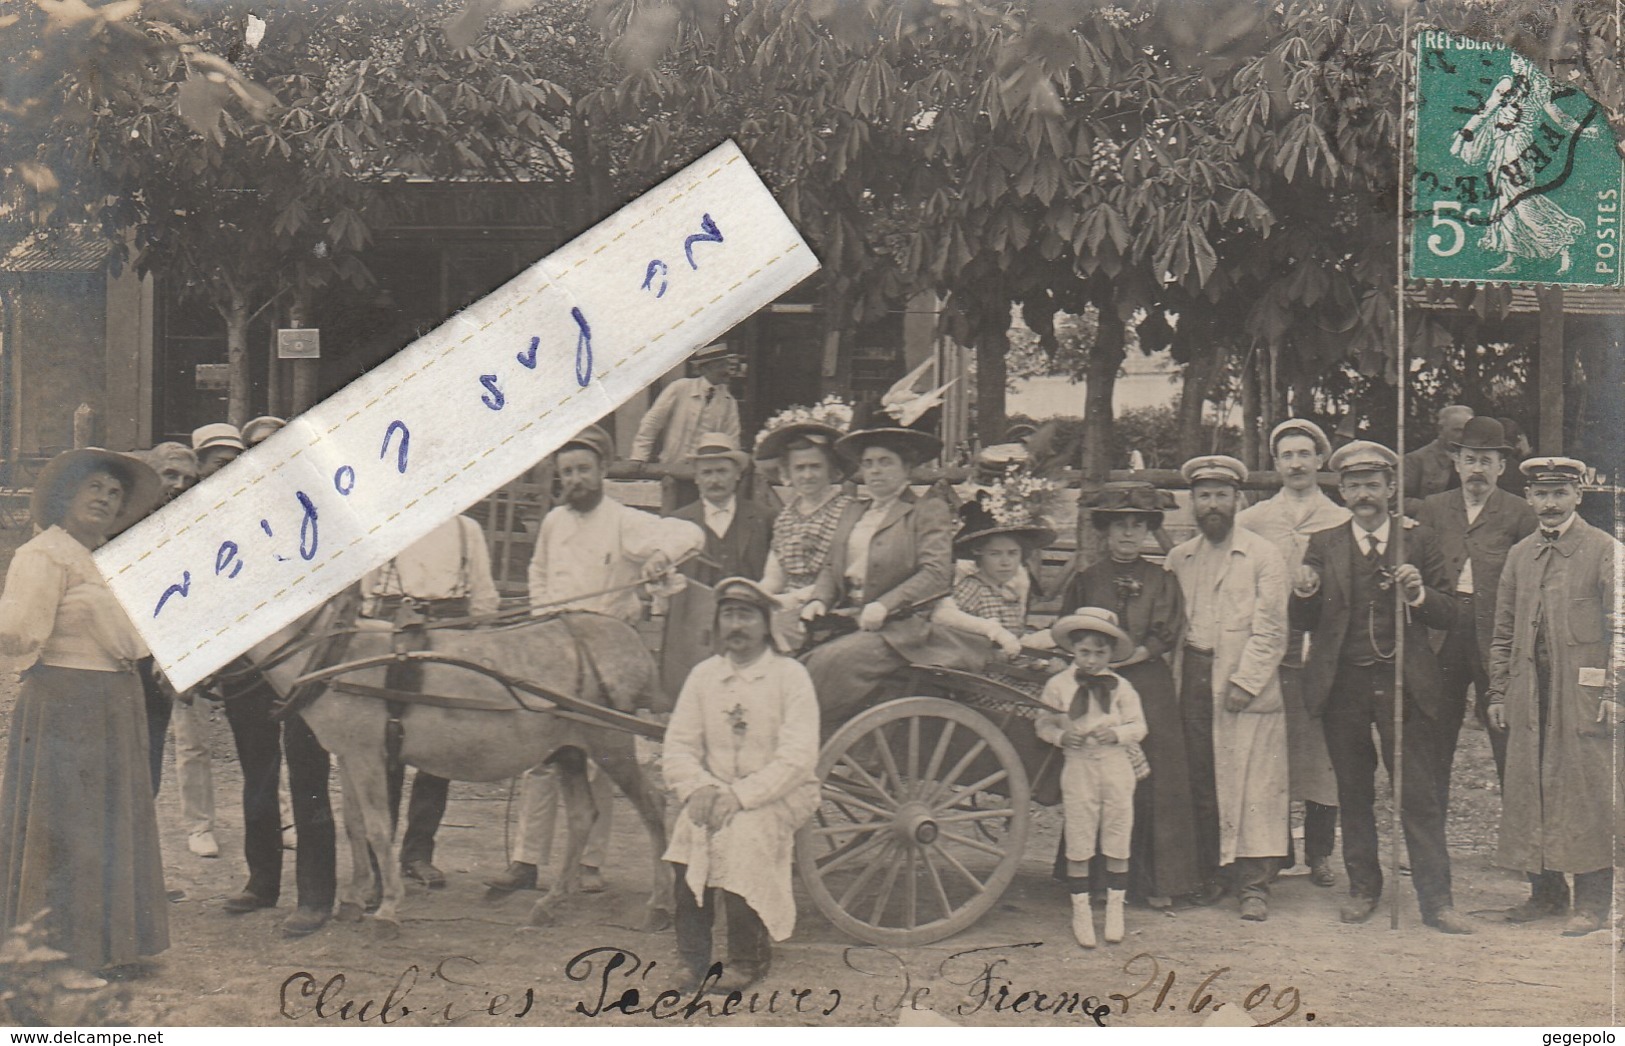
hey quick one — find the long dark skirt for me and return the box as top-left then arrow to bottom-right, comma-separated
1073,659 -> 1202,900
1119,657 -> 1202,899
0,665 -> 169,971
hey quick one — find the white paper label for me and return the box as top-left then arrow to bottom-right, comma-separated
97,140 -> 818,691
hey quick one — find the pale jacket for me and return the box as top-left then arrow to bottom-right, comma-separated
662,649 -> 820,939
630,376 -> 741,465
527,496 -> 703,624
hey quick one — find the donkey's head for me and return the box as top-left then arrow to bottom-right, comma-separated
239,586 -> 362,698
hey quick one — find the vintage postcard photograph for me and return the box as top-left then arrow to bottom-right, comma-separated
0,0 -> 1620,1032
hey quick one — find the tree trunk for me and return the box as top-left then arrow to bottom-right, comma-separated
223,287 -> 251,429
1177,343 -> 1218,460
975,330 -> 1008,447
1080,303 -> 1125,483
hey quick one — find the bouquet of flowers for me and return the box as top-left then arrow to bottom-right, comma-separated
752,395 -> 854,451
983,468 -> 1061,528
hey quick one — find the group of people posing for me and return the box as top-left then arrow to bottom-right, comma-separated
0,351 -> 1614,997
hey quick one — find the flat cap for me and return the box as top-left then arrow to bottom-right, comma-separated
191,423 -> 245,455
1181,454 -> 1248,486
1520,456 -> 1587,485
1328,440 -> 1398,474
714,576 -> 778,617
1269,418 -> 1332,459
558,424 -> 613,462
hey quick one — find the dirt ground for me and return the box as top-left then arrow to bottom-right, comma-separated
8,651 -> 1614,1031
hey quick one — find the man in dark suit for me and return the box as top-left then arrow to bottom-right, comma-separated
1416,416 -> 1537,792
1291,441 -> 1472,934
670,432 -> 774,586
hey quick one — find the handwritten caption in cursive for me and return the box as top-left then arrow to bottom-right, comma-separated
98,139 -> 818,692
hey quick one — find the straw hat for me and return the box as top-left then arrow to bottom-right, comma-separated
32,448 -> 162,535
688,432 -> 750,470
1050,607 -> 1135,662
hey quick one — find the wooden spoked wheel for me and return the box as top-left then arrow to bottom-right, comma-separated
795,697 -> 1031,946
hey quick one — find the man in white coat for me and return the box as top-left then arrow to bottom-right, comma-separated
1165,455 -> 1291,921
663,576 -> 819,994
484,424 -> 704,896
1236,419 -> 1347,887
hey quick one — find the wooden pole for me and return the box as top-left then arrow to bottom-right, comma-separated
1390,1 -> 1412,932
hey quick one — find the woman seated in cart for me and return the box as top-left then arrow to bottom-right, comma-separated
751,398 -> 856,610
929,474 -> 1056,661
1061,481 -> 1201,908
798,405 -> 984,727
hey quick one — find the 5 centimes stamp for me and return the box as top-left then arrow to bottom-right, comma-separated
1410,31 -> 1625,287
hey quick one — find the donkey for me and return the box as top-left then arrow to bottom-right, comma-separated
245,596 -> 673,939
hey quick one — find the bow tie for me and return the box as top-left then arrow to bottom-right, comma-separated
1541,528 -> 1561,542
1069,671 -> 1117,717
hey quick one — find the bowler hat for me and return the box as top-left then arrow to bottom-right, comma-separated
1450,416 -> 1513,454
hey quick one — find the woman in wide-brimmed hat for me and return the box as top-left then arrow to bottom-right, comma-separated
930,474 -> 1056,663
754,399 -> 857,607
0,449 -> 167,987
1059,481 -> 1201,906
798,403 -> 981,725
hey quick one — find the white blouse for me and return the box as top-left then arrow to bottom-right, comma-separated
0,527 -> 148,671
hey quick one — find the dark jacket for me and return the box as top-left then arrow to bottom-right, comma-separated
1290,518 -> 1457,719
669,496 -> 775,586
1415,486 -> 1537,656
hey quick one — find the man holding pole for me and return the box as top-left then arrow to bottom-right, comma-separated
1486,457 -> 1621,936
1290,441 -> 1472,933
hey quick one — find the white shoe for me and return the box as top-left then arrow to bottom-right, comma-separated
1105,888 -> 1126,943
188,830 -> 219,858
58,970 -> 107,991
1071,892 -> 1096,948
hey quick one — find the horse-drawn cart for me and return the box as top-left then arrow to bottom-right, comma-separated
273,583 -> 1064,947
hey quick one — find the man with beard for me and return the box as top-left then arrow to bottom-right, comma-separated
1416,417 -> 1537,791
668,433 -> 774,586
1403,404 -> 1472,511
1165,456 -> 1290,920
1237,420 -> 1348,888
1487,458 -> 1622,936
663,576 -> 819,993
1291,441 -> 1472,933
486,425 -> 704,895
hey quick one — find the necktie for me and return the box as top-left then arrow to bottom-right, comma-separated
704,385 -> 715,406
1070,671 -> 1118,717
1366,533 -> 1381,561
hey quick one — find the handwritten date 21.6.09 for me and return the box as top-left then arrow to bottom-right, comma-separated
1109,952 -> 1311,1026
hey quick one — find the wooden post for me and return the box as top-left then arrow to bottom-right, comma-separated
1538,286 -> 1565,454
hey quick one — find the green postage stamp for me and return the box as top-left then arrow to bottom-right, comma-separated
1410,31 -> 1625,288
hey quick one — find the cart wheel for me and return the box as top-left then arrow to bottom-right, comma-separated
796,696 -> 1031,946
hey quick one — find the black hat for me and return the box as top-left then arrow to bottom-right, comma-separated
953,497 -> 1055,558
1450,416 -> 1513,454
1083,481 -> 1177,528
834,401 -> 942,465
